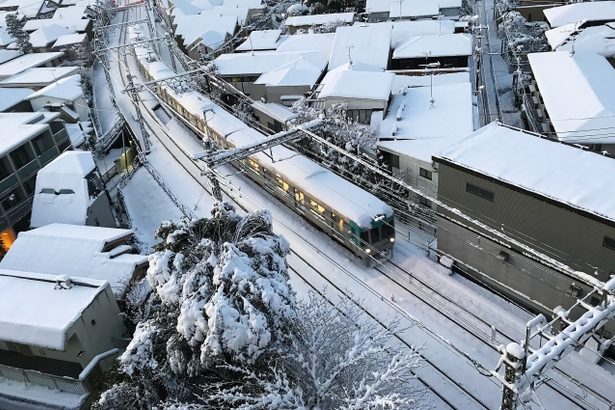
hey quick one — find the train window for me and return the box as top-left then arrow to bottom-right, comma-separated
295,190 -> 304,203
248,159 -> 259,171
338,217 -> 344,231
310,199 -> 325,214
371,227 -> 381,243
382,223 -> 394,239
276,176 -> 289,192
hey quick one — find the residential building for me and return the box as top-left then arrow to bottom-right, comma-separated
543,1 -> 615,28
545,23 -> 615,64
525,51 -> 615,154
30,151 -> 116,229
0,270 -> 126,409
0,112 -> 71,252
0,88 -> 34,113
28,24 -> 75,52
0,223 -> 147,297
235,29 -> 285,52
0,52 -> 64,81
366,0 -> 462,22
390,33 -> 472,71
283,12 -> 355,34
377,81 -> 474,210
0,66 -> 80,90
26,74 -> 88,122
328,23 -> 392,71
317,65 -> 394,125
434,122 -> 615,337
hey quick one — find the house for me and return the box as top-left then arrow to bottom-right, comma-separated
513,1 -> 566,22
251,100 -> 297,132
26,74 -> 88,122
29,24 -> 76,52
30,151 -> 115,229
275,32 -> 336,54
329,23 -> 392,72
525,51 -> 615,154
366,0 -> 462,22
0,223 -> 148,297
317,64 -> 394,125
0,50 -> 22,65
0,88 -> 34,113
377,81 -> 474,210
545,23 -> 615,63
51,32 -> 89,53
434,122 -> 615,334
0,66 -> 80,89
0,52 -> 64,81
543,1 -> 615,28
235,29 -> 285,52
390,33 -> 472,71
0,112 -> 71,251
24,5 -> 93,36
0,270 -> 126,409
284,12 -> 355,34
214,50 -> 328,101
173,13 -> 238,59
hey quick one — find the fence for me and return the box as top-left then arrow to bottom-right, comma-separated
0,363 -> 87,395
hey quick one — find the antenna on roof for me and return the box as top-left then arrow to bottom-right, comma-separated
419,61 -> 441,108
346,45 -> 354,66
249,33 -> 254,56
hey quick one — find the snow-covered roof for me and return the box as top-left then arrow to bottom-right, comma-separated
24,18 -> 90,33
546,23 -> 615,57
0,26 -> 15,47
392,33 -> 472,59
0,87 -> 33,111
51,32 -> 87,49
544,1 -> 615,28
329,23 -> 392,71
0,112 -> 54,154
366,0 -> 461,15
378,82 -> 474,139
378,136 -> 464,163
390,71 -> 469,93
389,0 -> 439,19
275,32 -> 335,54
434,122 -> 615,223
235,29 -> 283,51
284,12 -> 355,27
0,66 -> 80,87
254,55 -> 327,87
390,19 -> 456,48
214,50 -> 327,76
15,0 -> 45,18
251,101 -> 297,123
29,24 -> 75,48
175,13 -> 237,47
1,223 -> 147,296
0,269 -> 108,350
30,151 -> 96,228
528,51 -> 615,144
0,49 -> 21,64
0,51 -> 64,79
319,65 -> 394,101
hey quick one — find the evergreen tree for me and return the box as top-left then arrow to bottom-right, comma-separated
5,13 -> 32,54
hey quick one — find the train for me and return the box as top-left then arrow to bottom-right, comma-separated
131,38 -> 395,262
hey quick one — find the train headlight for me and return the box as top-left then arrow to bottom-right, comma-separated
390,237 -> 395,243
365,248 -> 371,254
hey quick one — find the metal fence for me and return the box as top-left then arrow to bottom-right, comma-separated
0,363 -> 87,395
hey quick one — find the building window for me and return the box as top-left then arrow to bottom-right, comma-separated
31,133 -> 54,155
1,188 -> 24,211
0,156 -> 12,180
419,196 -> 431,208
22,176 -> 36,195
466,183 -> 494,202
10,143 -> 35,169
603,236 -> 615,251
419,167 -> 432,180
390,153 -> 399,169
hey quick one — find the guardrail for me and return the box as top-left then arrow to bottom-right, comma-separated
0,363 -> 87,395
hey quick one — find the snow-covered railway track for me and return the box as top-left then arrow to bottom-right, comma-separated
376,260 -> 613,410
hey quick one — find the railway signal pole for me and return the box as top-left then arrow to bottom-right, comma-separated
493,276 -> 615,409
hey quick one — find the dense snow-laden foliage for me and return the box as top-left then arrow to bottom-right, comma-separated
5,13 -> 32,54
203,293 -> 423,409
97,203 -> 296,408
498,11 -> 549,59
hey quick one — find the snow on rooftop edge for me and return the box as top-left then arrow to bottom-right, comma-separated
0,269 -> 108,350
434,122 -> 615,223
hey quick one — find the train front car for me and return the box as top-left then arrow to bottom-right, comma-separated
356,211 -> 395,264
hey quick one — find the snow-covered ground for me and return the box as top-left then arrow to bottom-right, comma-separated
95,4 -> 615,409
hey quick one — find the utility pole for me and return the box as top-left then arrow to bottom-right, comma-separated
493,276 -> 615,409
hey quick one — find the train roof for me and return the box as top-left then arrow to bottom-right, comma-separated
142,58 -> 393,228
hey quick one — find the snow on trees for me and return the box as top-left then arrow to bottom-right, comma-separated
5,13 -> 32,54
98,203 -> 296,408
204,293 -> 423,409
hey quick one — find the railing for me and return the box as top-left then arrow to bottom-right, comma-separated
0,363 -> 87,395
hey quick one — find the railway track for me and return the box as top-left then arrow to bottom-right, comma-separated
103,7 -> 612,410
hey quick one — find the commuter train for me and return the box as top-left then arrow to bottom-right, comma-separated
132,45 -> 395,261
